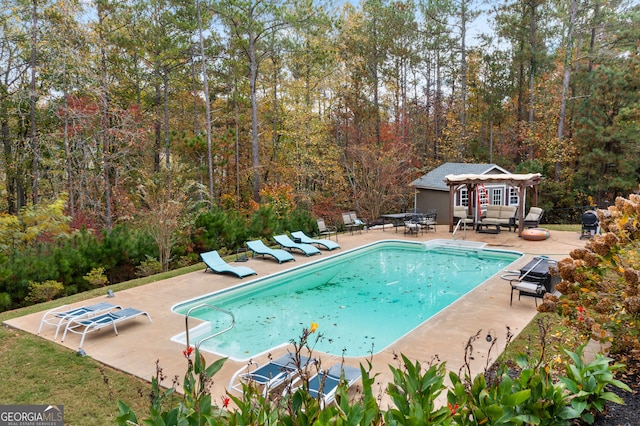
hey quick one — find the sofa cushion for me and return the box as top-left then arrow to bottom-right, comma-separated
484,205 -> 502,218
499,206 -> 517,219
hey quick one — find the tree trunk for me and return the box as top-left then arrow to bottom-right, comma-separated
196,0 -> 215,202
249,32 -> 260,202
30,0 -> 39,204
556,0 -> 577,179
98,4 -> 112,230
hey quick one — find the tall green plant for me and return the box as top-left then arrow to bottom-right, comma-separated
117,348 -> 228,425
559,344 -> 631,425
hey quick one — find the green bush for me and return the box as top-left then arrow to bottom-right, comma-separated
25,280 -> 65,303
193,208 -> 250,252
249,205 -> 281,239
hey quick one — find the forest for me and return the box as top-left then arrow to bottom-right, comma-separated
0,0 -> 639,310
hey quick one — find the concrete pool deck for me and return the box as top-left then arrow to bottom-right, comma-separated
4,225 -> 589,407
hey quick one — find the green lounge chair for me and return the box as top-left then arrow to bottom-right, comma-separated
273,234 -> 321,256
290,231 -> 340,251
200,250 -> 257,278
246,240 -> 295,264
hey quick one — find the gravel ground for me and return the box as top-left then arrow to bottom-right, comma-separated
589,365 -> 639,426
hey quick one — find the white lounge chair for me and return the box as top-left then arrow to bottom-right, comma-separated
228,352 -> 315,397
61,307 -> 152,348
200,250 -> 257,278
38,302 -> 122,339
290,231 -> 340,251
273,234 -> 321,256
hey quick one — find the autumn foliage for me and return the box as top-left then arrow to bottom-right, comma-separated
540,193 -> 640,366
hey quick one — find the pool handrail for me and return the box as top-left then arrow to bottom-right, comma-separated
185,303 -> 235,350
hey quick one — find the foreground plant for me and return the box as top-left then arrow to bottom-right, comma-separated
117,348 -> 227,425
116,320 -> 632,424
559,344 -> 631,425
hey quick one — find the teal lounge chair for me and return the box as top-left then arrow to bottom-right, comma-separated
291,231 -> 340,251
287,364 -> 361,408
273,234 -> 321,256
38,302 -> 122,339
246,240 -> 295,264
62,307 -> 152,348
200,250 -> 257,278
228,353 -> 315,397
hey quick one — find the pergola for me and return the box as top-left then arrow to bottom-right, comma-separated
444,173 -> 544,234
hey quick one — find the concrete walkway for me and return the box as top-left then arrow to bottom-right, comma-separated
4,225 -> 587,407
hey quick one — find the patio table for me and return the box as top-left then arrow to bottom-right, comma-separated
380,213 -> 412,232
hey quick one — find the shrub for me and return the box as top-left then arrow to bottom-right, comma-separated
25,280 -> 64,303
541,194 -> 640,365
136,256 -> 163,278
84,267 -> 109,287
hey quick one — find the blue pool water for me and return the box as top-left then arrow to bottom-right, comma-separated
172,240 -> 520,361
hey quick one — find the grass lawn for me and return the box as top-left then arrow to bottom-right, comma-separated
0,265 -> 202,424
0,241 -> 576,424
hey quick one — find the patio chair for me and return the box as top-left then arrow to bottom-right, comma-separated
291,231 -> 341,251
61,307 -> 152,348
501,256 -> 559,306
286,363 -> 362,408
420,210 -> 437,233
38,302 -> 122,339
519,207 -> 544,229
228,352 -> 316,397
246,240 -> 295,264
349,212 -> 368,232
273,234 -> 321,256
200,250 -> 257,278
453,206 -> 474,230
404,219 -> 420,236
580,210 -> 599,239
342,212 -> 366,234
316,219 -> 338,241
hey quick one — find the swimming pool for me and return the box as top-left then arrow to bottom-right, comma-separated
172,240 -> 521,361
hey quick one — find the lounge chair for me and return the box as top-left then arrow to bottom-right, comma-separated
518,207 -> 544,229
316,219 -> 338,241
291,231 -> 340,251
273,234 -> 321,256
580,210 -> 599,239
287,363 -> 362,408
61,307 -> 152,348
228,352 -> 315,396
246,240 -> 295,264
200,250 -> 257,278
38,302 -> 122,339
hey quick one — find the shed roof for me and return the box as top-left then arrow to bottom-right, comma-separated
410,163 -> 510,191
